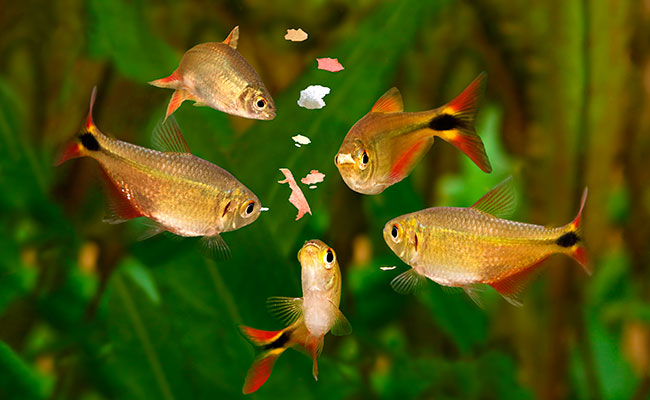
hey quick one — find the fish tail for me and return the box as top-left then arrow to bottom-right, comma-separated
429,72 -> 492,173
557,187 -> 590,274
240,325 -> 291,394
148,70 -> 181,89
54,87 -> 103,166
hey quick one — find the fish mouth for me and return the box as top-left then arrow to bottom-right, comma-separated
297,240 -> 324,263
335,152 -> 355,166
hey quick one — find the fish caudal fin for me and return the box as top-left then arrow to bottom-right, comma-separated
54,87 -> 102,166
240,325 -> 289,394
430,72 -> 492,173
558,187 -> 590,274
242,349 -> 285,394
148,71 -> 181,89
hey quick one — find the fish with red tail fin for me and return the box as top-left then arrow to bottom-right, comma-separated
55,87 -> 262,258
240,240 -> 351,394
383,177 -> 590,306
149,26 -> 276,121
334,72 -> 491,194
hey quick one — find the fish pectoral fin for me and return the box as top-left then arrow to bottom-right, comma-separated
471,176 -> 517,218
390,268 -> 427,295
327,300 -> 352,336
370,87 -> 404,113
223,26 -> 239,49
151,115 -> 192,153
200,234 -> 231,260
488,259 -> 548,307
266,297 -> 304,325
98,168 -> 144,223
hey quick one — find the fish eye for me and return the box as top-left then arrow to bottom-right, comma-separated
358,149 -> 369,169
255,97 -> 267,109
390,223 -> 402,243
323,248 -> 335,268
241,200 -> 256,218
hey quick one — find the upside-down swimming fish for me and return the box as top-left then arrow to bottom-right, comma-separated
55,88 -> 261,257
150,26 -> 276,121
240,240 -> 351,394
335,73 -> 491,194
383,178 -> 589,306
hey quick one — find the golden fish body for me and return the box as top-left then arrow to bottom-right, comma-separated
335,73 -> 491,195
91,133 -> 260,237
240,240 -> 351,394
383,178 -> 589,305
150,26 -> 276,120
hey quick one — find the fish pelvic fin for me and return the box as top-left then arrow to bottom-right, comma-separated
148,70 -> 182,89
223,26 -> 239,49
558,187 -> 590,274
430,72 -> 492,173
200,234 -> 231,260
240,325 -> 291,394
390,268 -> 427,295
54,86 -> 103,166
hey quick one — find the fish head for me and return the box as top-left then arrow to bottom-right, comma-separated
226,188 -> 262,231
298,240 -> 341,300
334,126 -> 383,194
383,215 -> 419,265
238,85 -> 276,120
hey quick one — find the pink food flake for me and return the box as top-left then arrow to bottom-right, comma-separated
317,58 -> 344,72
301,170 -> 325,185
278,168 -> 312,220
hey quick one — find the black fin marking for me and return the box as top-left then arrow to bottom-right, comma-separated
263,330 -> 291,350
80,133 -> 100,151
556,231 -> 579,248
429,113 -> 462,131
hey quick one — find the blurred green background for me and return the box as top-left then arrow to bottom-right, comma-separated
1,0 -> 649,399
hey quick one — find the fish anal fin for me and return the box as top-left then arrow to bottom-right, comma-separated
164,89 -> 195,121
266,297 -> 303,325
471,176 -> 517,218
389,133 -> 432,182
149,70 -> 182,89
488,257 -> 548,307
242,348 -> 285,394
223,26 -> 239,49
370,87 -> 404,113
200,234 -> 231,260
390,268 -> 427,295
326,300 -> 351,336
99,167 -> 143,223
151,115 -> 191,153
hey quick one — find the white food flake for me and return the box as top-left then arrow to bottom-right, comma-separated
260,207 -> 269,212
292,134 -> 311,146
380,266 -> 397,271
309,185 -> 317,189
297,85 -> 331,109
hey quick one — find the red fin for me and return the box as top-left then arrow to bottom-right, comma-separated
85,86 -> 98,132
54,143 -> 82,166
434,72 -> 492,173
223,26 -> 239,49
164,89 -> 192,121
239,325 -> 284,346
471,177 -> 516,218
242,348 -> 284,394
488,257 -> 548,306
370,87 -> 404,113
567,187 -> 590,274
149,71 -> 181,89
99,167 -> 143,223
389,137 -> 429,182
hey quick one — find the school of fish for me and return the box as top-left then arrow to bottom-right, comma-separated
54,24 -> 590,395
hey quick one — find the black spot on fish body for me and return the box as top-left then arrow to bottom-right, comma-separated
222,201 -> 231,217
429,113 -> 461,131
80,133 -> 100,151
556,231 -> 579,248
263,330 -> 291,350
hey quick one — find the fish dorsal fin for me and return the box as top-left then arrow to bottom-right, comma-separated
390,268 -> 426,295
471,177 -> 516,218
266,297 -> 303,325
152,116 -> 191,153
223,26 -> 239,49
326,300 -> 351,336
200,234 -> 231,260
370,87 -> 403,113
